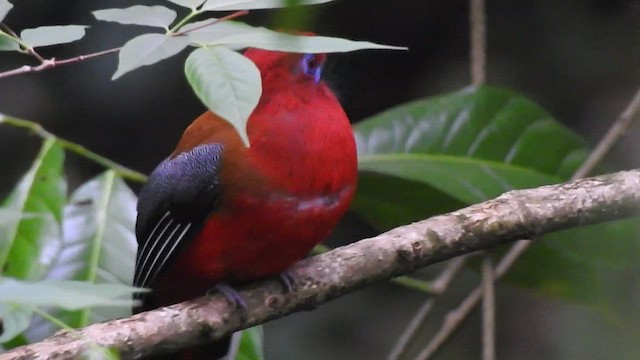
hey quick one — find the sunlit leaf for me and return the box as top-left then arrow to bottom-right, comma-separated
168,0 -> 207,9
0,0 -> 13,22
93,6 -> 177,29
185,46 -> 261,147
20,25 -> 87,48
0,278 -> 143,309
0,138 -> 66,280
186,21 -> 406,52
112,33 -> 190,80
0,304 -> 32,343
202,0 -> 332,11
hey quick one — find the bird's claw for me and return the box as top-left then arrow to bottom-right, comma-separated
208,282 -> 248,311
279,270 -> 296,293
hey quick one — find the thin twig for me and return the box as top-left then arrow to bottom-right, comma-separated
414,82 -> 640,358
0,47 -> 121,80
572,84 -> 640,179
387,256 -> 469,360
0,116 -> 147,182
388,299 -> 435,360
470,0 -> 496,357
470,0 -> 486,86
481,256 -> 495,360
0,9 -> 248,80
391,1 -> 491,356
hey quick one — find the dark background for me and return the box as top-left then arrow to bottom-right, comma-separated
1,0 -> 640,358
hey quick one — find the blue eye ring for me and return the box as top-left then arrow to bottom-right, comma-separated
302,54 -> 322,83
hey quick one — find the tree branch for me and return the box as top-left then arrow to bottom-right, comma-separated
3,169 -> 640,360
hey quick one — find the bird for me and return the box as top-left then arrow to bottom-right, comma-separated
133,43 -> 358,359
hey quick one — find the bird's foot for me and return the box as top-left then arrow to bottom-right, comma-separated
208,282 -> 247,312
278,270 -> 296,293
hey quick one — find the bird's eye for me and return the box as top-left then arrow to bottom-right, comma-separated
301,54 -> 322,82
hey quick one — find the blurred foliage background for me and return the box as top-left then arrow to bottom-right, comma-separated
1,0 -> 640,359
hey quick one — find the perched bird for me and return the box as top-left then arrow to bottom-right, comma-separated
133,44 -> 358,359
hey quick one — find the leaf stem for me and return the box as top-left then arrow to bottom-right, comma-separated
0,116 -> 147,182
31,306 -> 76,332
168,9 -> 202,34
172,10 -> 249,36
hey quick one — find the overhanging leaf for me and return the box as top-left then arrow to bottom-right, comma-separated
0,138 -> 66,280
202,0 -> 332,11
93,6 -> 177,29
0,278 -> 142,309
20,25 -> 87,48
185,46 -> 261,147
0,0 -> 13,22
112,33 -> 190,80
168,0 -> 207,9
186,21 -> 406,52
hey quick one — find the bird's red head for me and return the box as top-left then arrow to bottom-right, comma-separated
244,34 -> 328,86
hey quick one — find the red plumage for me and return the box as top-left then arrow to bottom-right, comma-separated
134,46 -> 357,359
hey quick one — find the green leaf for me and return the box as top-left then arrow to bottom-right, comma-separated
112,33 -> 191,80
353,85 -> 639,303
93,6 -> 177,29
0,138 -> 66,280
25,171 -> 139,339
0,0 -> 13,22
168,0 -> 207,9
202,0 -> 332,11
235,326 -> 264,360
185,46 -> 261,147
186,21 -> 406,52
0,278 -> 142,309
0,34 -> 20,51
355,86 -> 586,205
20,25 -> 87,48
504,242 -> 604,304
0,304 -> 32,343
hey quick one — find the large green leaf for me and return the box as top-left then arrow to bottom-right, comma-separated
112,33 -> 191,80
26,171 -> 139,340
353,85 -> 639,302
20,25 -> 87,48
185,46 -> 261,147
0,138 -> 66,280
